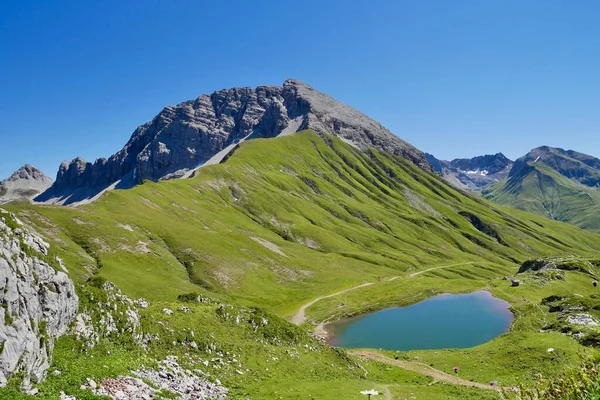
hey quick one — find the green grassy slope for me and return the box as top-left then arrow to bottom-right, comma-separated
10,132 -> 600,313
484,162 -> 600,231
4,131 -> 600,398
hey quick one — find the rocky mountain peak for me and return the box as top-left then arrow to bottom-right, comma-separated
5,165 -> 51,183
0,165 -> 53,204
426,152 -> 514,191
37,79 -> 429,205
449,153 -> 512,176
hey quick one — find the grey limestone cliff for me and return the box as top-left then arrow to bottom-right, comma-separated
38,79 -> 429,205
0,209 -> 78,390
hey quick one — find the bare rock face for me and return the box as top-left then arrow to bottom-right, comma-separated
0,209 -> 78,389
425,153 -> 513,191
38,79 -> 428,205
0,165 -> 53,204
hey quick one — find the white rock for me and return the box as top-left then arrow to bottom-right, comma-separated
60,391 -> 77,400
566,313 -> 600,326
134,298 -> 149,309
0,210 -> 78,390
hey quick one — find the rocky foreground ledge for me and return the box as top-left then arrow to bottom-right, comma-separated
76,356 -> 227,400
0,210 -> 229,399
0,208 -> 78,392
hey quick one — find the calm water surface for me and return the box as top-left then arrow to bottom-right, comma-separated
327,291 -> 513,351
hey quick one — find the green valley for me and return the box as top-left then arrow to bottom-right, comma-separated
3,132 -> 600,399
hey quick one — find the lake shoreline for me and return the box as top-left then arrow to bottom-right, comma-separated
318,290 -> 514,351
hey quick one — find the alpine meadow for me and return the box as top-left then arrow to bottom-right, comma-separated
3,129 -> 600,399
2,2 -> 600,399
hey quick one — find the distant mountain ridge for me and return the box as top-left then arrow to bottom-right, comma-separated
37,79 -> 429,205
484,146 -> 600,232
426,146 -> 600,232
509,146 -> 600,186
425,152 -> 513,191
0,165 -> 52,204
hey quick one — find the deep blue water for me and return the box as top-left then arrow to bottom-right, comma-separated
327,291 -> 513,351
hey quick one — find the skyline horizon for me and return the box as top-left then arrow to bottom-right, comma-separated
2,1 -> 599,180
2,77 -> 598,180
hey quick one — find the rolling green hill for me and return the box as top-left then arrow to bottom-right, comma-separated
11,132 -> 600,311
4,131 -> 600,399
484,162 -> 600,232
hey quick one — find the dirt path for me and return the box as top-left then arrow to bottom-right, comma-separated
409,262 -> 487,277
292,262 -> 488,325
378,384 -> 393,400
291,282 -> 374,325
289,263 -> 513,393
351,350 -> 503,391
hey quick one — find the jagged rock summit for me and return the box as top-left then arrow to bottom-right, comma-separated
0,165 -> 53,204
37,79 -> 429,205
426,153 -> 513,191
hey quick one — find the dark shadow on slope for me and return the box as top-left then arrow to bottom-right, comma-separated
35,170 -> 136,205
459,211 -> 508,246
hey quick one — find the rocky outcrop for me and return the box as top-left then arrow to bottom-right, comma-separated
71,282 -> 145,349
565,313 -> 600,327
89,356 -> 228,399
0,209 -> 78,390
37,79 -> 429,205
0,165 -> 53,205
518,257 -> 596,276
425,153 -> 513,191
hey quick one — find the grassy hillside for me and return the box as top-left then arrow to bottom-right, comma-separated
484,162 -> 600,232
10,132 -> 600,311
4,131 -> 600,398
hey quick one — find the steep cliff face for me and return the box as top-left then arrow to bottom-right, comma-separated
38,79 -> 429,205
0,165 -> 53,205
0,209 -> 78,390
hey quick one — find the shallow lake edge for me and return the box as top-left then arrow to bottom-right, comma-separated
317,290 -> 515,350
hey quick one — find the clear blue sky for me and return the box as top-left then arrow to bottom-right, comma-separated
1,0 -> 599,180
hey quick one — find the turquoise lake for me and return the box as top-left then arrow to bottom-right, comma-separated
327,291 -> 513,351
